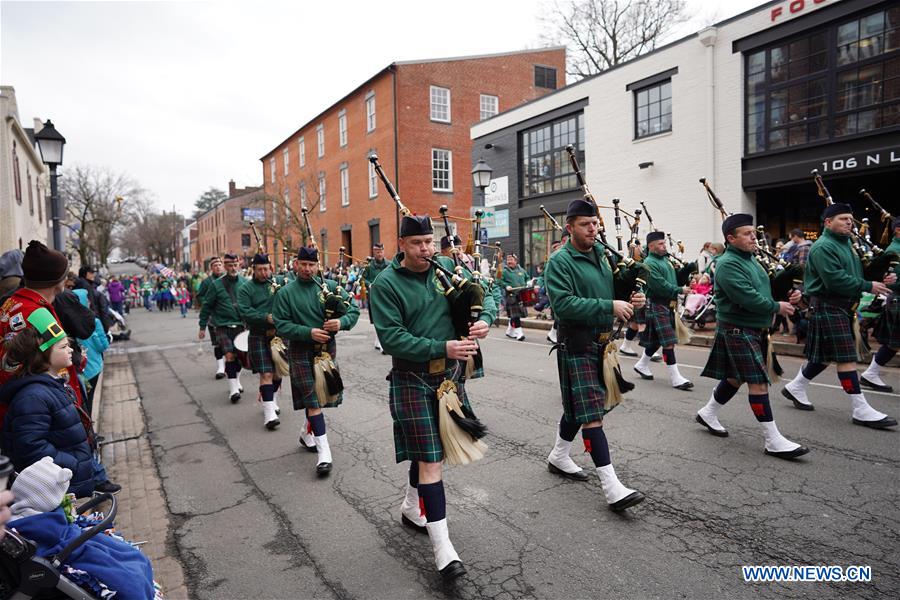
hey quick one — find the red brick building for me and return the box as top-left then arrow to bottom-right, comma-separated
259,48 -> 566,263
195,180 -> 265,268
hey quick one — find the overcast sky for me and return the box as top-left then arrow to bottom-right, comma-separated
2,0 -> 767,217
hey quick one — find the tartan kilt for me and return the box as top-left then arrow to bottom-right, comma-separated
388,363 -> 473,463
248,333 -> 276,374
556,343 -> 612,424
288,339 -> 341,410
505,291 -> 527,320
639,301 -> 678,348
215,325 -> 243,355
805,300 -> 858,364
874,294 -> 900,349
700,323 -> 770,384
207,325 -> 219,349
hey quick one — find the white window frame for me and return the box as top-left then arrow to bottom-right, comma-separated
340,166 -> 349,207
299,137 -> 305,167
269,157 -> 276,183
316,124 -> 325,158
365,93 -> 376,132
430,86 -> 451,123
431,148 -> 453,192
318,173 -> 326,212
368,160 -> 378,198
282,148 -> 290,176
338,111 -> 348,147
480,94 -> 498,120
299,181 -> 308,209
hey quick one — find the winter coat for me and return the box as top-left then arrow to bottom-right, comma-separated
107,280 -> 125,303
73,289 -> 109,380
0,374 -> 95,498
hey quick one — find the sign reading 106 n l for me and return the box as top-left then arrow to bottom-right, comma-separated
816,149 -> 900,173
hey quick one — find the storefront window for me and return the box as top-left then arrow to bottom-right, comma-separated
520,113 -> 584,198
520,213 -> 565,272
745,3 -> 900,154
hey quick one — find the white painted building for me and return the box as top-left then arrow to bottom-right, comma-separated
471,0 -> 899,270
0,86 -> 50,252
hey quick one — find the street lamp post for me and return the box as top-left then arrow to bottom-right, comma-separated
34,120 -> 66,251
470,157 -> 493,242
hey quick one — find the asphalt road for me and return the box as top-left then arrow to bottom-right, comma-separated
109,265 -> 899,600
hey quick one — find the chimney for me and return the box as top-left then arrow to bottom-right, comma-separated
229,179 -> 236,198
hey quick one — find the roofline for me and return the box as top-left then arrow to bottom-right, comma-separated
472,0 -> 794,134
258,45 -> 568,160
5,116 -> 45,168
393,45 -> 566,66
194,186 -> 265,221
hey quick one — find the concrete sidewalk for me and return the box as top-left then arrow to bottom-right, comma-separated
98,353 -> 188,599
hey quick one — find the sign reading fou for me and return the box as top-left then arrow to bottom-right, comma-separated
770,0 -> 828,23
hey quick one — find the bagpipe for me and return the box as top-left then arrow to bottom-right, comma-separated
639,199 -> 698,286
368,153 -> 487,465
563,145 -> 648,301
300,208 -> 351,321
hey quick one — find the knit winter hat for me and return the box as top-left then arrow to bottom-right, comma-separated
10,457 -> 72,519
21,240 -> 69,288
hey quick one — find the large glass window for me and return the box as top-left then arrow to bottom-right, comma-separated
520,113 -> 584,198
521,212 -> 565,272
366,94 -> 376,131
480,94 -> 498,120
430,86 -> 451,122
745,4 -> 900,155
432,149 -> 452,191
634,80 -> 672,139
534,65 -> 557,89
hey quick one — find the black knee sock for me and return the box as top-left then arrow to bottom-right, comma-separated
558,416 -> 580,442
214,347 -> 224,360
417,480 -> 446,522
838,371 -> 861,395
308,413 -> 326,436
874,346 -> 897,366
260,384 -> 274,403
408,461 -> 419,488
581,427 -> 611,468
643,344 -> 660,358
662,348 -> 676,365
749,393 -> 773,422
802,362 -> 827,380
272,378 -> 282,393
714,379 -> 740,405
225,360 -> 239,378
511,317 -> 521,327
625,328 -> 638,341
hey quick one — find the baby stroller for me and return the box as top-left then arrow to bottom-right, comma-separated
681,293 -> 716,329
106,309 -> 131,342
0,493 -> 116,600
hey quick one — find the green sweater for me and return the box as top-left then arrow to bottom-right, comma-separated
713,245 -> 779,329
237,277 -> 278,333
804,228 -> 872,300
362,258 -> 389,285
544,241 -> 614,329
199,274 -> 246,329
370,255 -> 492,361
499,265 -> 528,289
271,277 -> 359,342
886,236 -> 900,293
644,252 -> 680,302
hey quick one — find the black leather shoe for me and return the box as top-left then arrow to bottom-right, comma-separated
765,446 -> 810,460
215,372 -> 226,380
860,376 -> 894,393
230,392 -> 241,404
265,419 -> 280,431
633,367 -> 653,380
401,514 -> 427,533
548,462 -> 590,481
316,462 -> 332,477
298,437 -> 317,452
439,560 -> 467,581
695,414 -> 728,437
619,348 -> 638,357
95,480 -> 122,494
609,491 -> 645,512
674,381 -> 694,391
781,388 -> 814,411
852,416 -> 898,430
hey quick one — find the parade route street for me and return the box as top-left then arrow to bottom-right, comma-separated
114,303 -> 899,600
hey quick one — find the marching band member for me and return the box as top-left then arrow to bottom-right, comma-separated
542,198 -> 646,511
362,243 -> 389,352
861,218 -> 900,392
370,214 -> 490,581
237,252 -> 283,431
634,231 -> 693,390
198,253 -> 247,403
500,253 -> 528,341
781,204 -> 897,429
272,246 -> 359,476
197,257 -> 226,379
696,214 -> 809,458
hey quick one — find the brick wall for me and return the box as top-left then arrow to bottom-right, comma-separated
195,185 -> 264,266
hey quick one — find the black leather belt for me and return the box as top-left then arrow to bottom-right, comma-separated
392,357 -> 458,374
809,295 -> 857,312
718,321 -> 765,337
